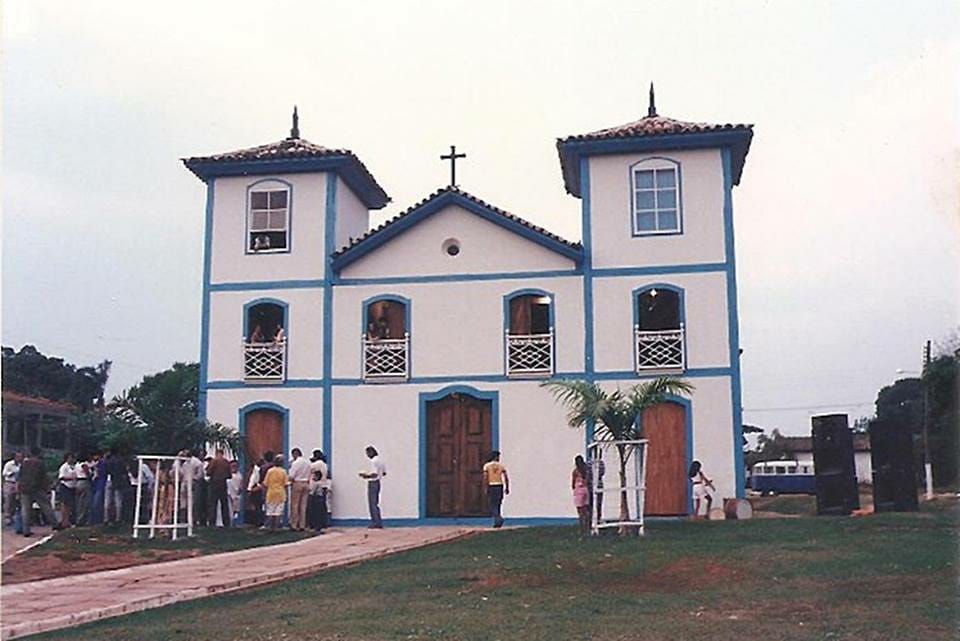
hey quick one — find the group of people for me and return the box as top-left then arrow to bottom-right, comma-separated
2,447 -> 161,536
242,447 -> 331,532
4,444 -> 715,538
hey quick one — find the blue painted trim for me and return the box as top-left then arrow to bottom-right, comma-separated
632,283 -> 687,374
184,155 -> 390,210
336,269 -> 580,287
331,517 -> 577,527
362,293 -> 413,379
211,279 -> 326,292
592,263 -> 726,278
361,294 -> 412,337
244,178 -> 293,255
580,157 -> 596,449
322,174 -> 337,473
558,128 -> 753,196
629,157 -> 683,237
418,385 -> 499,519
331,190 -> 583,272
637,394 -> 694,515
206,262 -> 728,293
238,401 -> 291,524
198,180 -> 215,419
242,297 -> 290,384
242,297 -> 290,338
722,148 -> 746,498
502,288 -> 556,377
205,367 -> 734,390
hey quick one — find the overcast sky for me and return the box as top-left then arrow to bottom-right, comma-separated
3,1 -> 958,436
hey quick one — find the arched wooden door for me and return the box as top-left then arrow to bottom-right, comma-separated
243,408 -> 284,470
642,402 -> 688,515
426,393 -> 492,517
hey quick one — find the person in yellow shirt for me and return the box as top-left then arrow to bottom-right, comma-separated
261,455 -> 289,530
481,451 -> 509,529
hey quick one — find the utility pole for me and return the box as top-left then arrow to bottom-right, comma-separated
921,340 -> 933,501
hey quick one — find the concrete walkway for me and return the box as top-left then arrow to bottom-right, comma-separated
1,526 -> 478,640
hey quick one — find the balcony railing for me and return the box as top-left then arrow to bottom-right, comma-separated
506,331 -> 554,377
363,334 -> 409,382
243,340 -> 286,382
635,325 -> 685,371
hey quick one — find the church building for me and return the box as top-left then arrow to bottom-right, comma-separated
183,92 -> 753,523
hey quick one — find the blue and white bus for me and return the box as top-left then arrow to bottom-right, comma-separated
749,460 -> 816,495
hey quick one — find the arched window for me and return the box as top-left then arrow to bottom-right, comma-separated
243,300 -> 287,382
504,290 -> 554,376
634,286 -> 685,371
362,295 -> 410,381
630,157 -> 681,235
637,288 -> 680,331
247,179 -> 291,253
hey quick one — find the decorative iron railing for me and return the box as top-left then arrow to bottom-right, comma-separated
635,325 -> 685,371
506,331 -> 554,377
363,334 -> 409,381
243,340 -> 286,382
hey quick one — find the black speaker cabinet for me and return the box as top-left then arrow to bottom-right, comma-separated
811,414 -> 860,516
869,419 -> 918,512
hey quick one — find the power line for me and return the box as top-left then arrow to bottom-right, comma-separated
744,400 -> 874,412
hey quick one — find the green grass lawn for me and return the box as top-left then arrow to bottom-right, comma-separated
27,523 -> 314,557
34,501 -> 958,641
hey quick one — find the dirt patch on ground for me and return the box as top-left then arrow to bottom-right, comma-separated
460,558 -> 745,594
1,549 -> 199,584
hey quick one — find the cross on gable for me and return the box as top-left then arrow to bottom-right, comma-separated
440,145 -> 466,187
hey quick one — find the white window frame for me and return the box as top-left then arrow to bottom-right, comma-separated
246,183 -> 291,254
630,157 -> 682,236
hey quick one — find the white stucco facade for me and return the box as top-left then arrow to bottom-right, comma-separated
189,109 -> 752,523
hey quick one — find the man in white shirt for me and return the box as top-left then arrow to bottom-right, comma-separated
58,453 -> 79,527
287,448 -> 312,531
74,455 -> 92,526
308,450 -> 330,532
3,451 -> 23,525
358,446 -> 386,529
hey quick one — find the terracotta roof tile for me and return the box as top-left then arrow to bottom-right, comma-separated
559,114 -> 753,143
182,136 -> 390,209
2,390 -> 77,414
333,185 -> 581,259
183,137 -> 345,163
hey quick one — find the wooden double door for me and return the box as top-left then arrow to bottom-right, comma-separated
244,409 -> 284,470
426,393 -> 492,517
642,402 -> 689,516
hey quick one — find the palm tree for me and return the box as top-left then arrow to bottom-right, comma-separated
542,377 -> 694,532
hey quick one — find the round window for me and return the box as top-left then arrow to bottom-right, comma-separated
442,238 -> 461,257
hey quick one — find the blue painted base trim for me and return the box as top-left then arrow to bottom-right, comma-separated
331,517 -> 578,527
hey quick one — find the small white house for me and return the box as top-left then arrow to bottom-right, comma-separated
183,93 -> 754,523
785,435 -> 874,484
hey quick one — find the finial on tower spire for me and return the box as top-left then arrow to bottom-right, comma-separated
289,105 -> 300,139
648,83 -> 657,117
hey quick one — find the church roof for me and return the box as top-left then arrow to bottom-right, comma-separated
556,95 -> 753,196
331,186 -> 582,271
182,133 -> 390,209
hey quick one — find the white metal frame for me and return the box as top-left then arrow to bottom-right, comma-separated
634,324 -> 685,371
588,439 -> 648,535
362,334 -> 410,381
505,330 -> 554,377
132,455 -> 194,540
243,339 -> 287,382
